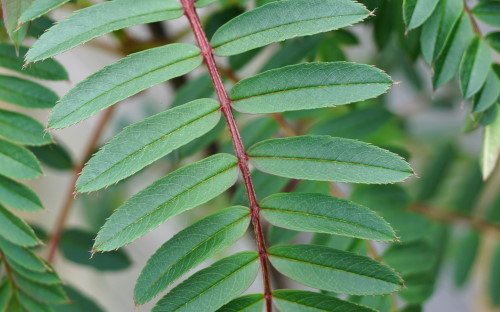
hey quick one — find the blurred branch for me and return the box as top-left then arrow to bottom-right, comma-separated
463,0 -> 482,35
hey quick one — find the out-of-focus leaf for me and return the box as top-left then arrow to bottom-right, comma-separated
0,75 -> 58,109
383,241 -> 437,276
459,36 -> 492,99
403,0 -> 439,29
13,274 -> 66,304
417,144 -> 456,201
0,175 -> 43,211
259,36 -> 322,72
454,229 -> 480,287
0,0 -> 33,47
28,142 -> 73,171
0,139 -> 42,179
0,236 -> 47,271
481,105 -> 500,180
216,294 -> 264,312
171,74 -> 214,108
486,32 -> 500,53
472,1 -> 500,27
0,204 -> 40,246
0,109 -> 52,146
53,285 -> 105,312
489,244 -> 500,306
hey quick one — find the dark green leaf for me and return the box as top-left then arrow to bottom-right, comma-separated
261,193 -> 395,241
486,31 -> 500,53
273,289 -> 377,312
0,75 -> 58,109
76,98 -> 220,192
268,244 -> 402,295
0,204 -> 40,246
26,0 -> 183,62
259,36 -> 322,72
0,175 -> 43,211
247,135 -> 413,184
453,229 -> 480,287
459,36 -> 492,98
49,44 -> 202,129
0,44 -> 68,80
383,241 -> 436,276
171,74 -> 214,108
153,252 -> 259,312
216,294 -> 264,312
13,274 -> 67,304
28,142 -> 73,171
93,154 -> 239,251
211,0 -> 369,56
230,62 -> 392,114
0,109 -> 52,145
135,206 -> 251,304
53,285 -> 105,312
489,244 -> 500,306
472,1 -> 500,27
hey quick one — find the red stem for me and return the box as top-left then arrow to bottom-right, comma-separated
180,1 -> 273,310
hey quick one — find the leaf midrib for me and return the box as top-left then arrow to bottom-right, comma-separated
94,163 -> 237,249
53,53 -> 200,126
142,212 -> 250,298
269,253 -> 399,285
0,118 -> 44,142
0,80 -> 54,105
0,147 -> 40,174
0,179 -> 41,209
78,106 -> 219,190
0,49 -> 61,78
213,13 -> 367,49
261,206 -> 392,239
250,155 -> 411,174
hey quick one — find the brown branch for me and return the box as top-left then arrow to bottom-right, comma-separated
409,203 -> 500,237
47,106 -> 116,264
180,0 -> 273,310
464,0 -> 481,35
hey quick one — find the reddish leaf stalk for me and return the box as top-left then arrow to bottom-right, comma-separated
47,106 -> 116,264
180,0 -> 273,309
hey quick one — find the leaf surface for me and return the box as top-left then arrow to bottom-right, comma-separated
0,175 -> 43,211
26,0 -> 183,62
0,236 -> 47,271
261,193 -> 395,241
486,32 -> 500,53
0,75 -> 58,109
0,204 -> 39,246
459,36 -> 492,98
76,98 -> 220,192
211,0 -> 368,56
216,294 -> 264,312
403,0 -> 439,29
153,252 -> 259,312
0,0 -> 33,47
49,43 -> 202,129
8,260 -> 60,285
19,0 -> 69,24
135,206 -> 251,304
247,135 -> 413,184
14,274 -> 67,304
0,139 -> 42,179
93,154 -> 239,251
472,1 -> 500,27
230,62 -> 392,114
273,289 -> 377,312
268,244 -> 403,295
481,106 -> 500,179
28,143 -> 73,171
0,109 -> 52,145
474,69 -> 500,113
0,44 -> 68,80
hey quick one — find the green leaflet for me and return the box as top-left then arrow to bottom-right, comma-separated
453,230 -> 479,287
0,175 -> 43,211
18,292 -> 56,312
459,36 -> 492,99
76,98 -> 220,192
217,294 -> 264,312
8,260 -> 60,285
28,143 -> 74,171
403,0 -> 439,30
135,206 -> 251,304
230,62 -> 392,114
195,0 -> 218,8
60,228 -> 131,271
308,107 -> 393,139
28,16 -> 55,38
481,106 -> 500,179
0,75 -> 59,109
433,14 -> 473,88
153,252 -> 259,312
268,244 -> 403,295
54,285 -> 105,312
260,193 -> 395,241
382,241 -> 437,276
19,0 -> 69,24
210,0 -> 369,56
247,135 -> 413,184
420,0 -> 463,63
474,69 -> 500,113
0,204 -> 40,246
93,154 -> 239,251
13,274 -> 67,304
0,44 -> 68,81
0,236 -> 47,271
398,272 -> 435,304
472,1 -> 500,27
489,244 -> 500,306
417,144 -> 455,201
486,32 -> 500,53
0,0 -> 33,47
25,0 -> 183,62
272,289 -> 377,312
49,43 -> 202,129
0,109 -> 52,146
0,282 -> 11,311
0,139 -> 42,179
